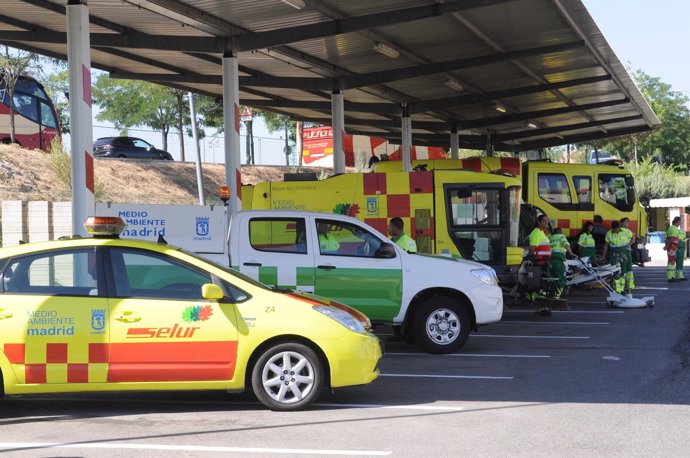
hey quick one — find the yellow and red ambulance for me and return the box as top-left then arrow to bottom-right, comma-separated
0,217 -> 381,411
242,163 -> 524,283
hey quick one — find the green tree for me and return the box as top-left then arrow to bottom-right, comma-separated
254,110 -> 296,165
0,46 -> 37,143
626,156 -> 685,199
92,77 -> 186,153
586,70 -> 690,167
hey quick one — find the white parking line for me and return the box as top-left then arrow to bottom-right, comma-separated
380,373 -> 513,380
316,403 -> 464,411
633,286 -> 668,290
505,309 -> 624,314
499,320 -> 609,325
386,352 -> 550,359
0,442 -> 391,456
473,334 -> 590,339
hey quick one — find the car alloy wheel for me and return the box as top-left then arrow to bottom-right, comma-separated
252,342 -> 323,411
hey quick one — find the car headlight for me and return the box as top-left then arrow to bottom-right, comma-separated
313,305 -> 365,333
471,268 -> 498,286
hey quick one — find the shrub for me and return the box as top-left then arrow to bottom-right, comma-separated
47,137 -> 105,200
627,157 -> 684,199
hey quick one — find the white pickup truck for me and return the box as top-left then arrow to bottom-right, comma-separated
96,204 -> 503,353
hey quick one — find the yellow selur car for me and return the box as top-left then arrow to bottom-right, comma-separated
0,217 -> 381,411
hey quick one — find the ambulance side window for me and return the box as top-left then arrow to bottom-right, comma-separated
572,176 -> 592,204
538,173 -> 571,204
598,174 -> 634,211
109,248 -> 211,300
249,218 -> 307,254
1,248 -> 98,296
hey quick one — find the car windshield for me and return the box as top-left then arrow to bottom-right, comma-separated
178,248 -> 274,292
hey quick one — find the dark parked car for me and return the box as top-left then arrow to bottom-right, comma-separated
93,137 -> 173,160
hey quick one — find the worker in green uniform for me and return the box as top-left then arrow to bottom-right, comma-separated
620,217 -> 636,289
549,228 -> 577,299
665,216 -> 687,282
602,221 -> 630,294
577,221 -> 596,259
528,214 -> 552,316
388,217 -> 417,253
317,222 -> 341,253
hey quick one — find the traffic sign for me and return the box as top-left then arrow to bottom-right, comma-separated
241,106 -> 253,122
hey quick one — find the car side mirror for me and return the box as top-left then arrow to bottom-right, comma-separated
639,196 -> 650,208
375,242 -> 397,258
202,283 -> 224,300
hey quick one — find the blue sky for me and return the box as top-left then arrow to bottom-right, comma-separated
582,0 -> 690,99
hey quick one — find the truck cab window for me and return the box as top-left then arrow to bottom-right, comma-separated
249,218 -> 307,254
573,176 -> 592,204
598,174 -> 634,211
315,219 -> 385,258
538,173 -> 571,204
448,189 -> 501,225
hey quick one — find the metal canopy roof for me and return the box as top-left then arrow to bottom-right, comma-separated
0,0 -> 660,152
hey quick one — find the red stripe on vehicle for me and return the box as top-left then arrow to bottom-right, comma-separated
363,173 -> 381,195
4,343 -> 25,364
461,157 -> 482,172
46,343 -> 68,364
409,172 -> 433,193
499,157 -> 521,177
25,364 -> 47,384
89,343 -> 109,363
387,194 -> 411,216
68,363 -> 89,383
364,218 -> 388,235
107,341 -> 238,382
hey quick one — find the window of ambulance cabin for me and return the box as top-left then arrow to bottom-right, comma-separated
249,218 -> 307,254
572,176 -> 592,204
598,174 -> 634,211
109,248 -> 211,300
538,174 -> 571,204
1,249 -> 98,296
315,219 -> 385,258
448,189 -> 501,226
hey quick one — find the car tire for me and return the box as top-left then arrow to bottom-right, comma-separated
413,296 -> 471,354
251,342 -> 324,411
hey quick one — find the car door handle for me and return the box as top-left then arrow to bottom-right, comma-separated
0,309 -> 12,319
317,265 -> 336,270
243,262 -> 262,267
114,311 -> 141,323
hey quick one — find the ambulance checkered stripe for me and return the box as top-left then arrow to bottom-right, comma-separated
2,341 -> 237,384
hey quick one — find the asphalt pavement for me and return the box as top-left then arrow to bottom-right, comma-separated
0,266 -> 688,457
